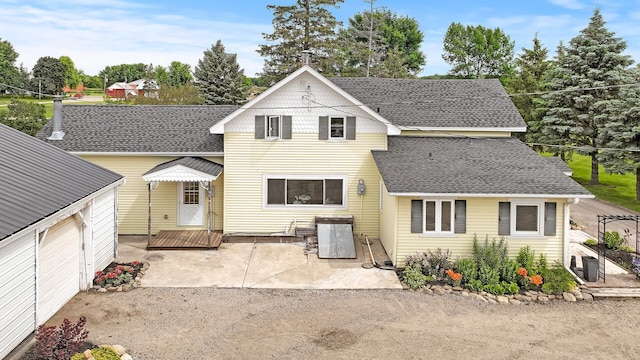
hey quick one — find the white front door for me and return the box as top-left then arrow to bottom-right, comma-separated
178,182 -> 204,226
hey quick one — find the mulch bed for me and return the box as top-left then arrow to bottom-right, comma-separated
585,244 -> 636,271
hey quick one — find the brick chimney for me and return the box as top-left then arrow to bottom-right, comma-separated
48,96 -> 64,140
301,50 -> 311,66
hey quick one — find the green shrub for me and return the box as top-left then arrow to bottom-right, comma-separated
455,259 -> 477,283
516,246 -> 536,273
421,248 -> 455,280
465,279 -> 484,292
501,260 -> 520,284
619,246 -> 635,253
501,281 -> 520,295
605,231 -> 624,250
403,262 -> 428,290
584,239 -> 598,246
483,283 -> 505,295
538,253 -> 548,272
473,235 -> 508,270
478,265 -> 500,286
71,347 -> 121,360
540,263 -> 577,294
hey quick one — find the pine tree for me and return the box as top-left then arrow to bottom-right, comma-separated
541,8 -> 633,184
505,34 -> 553,144
257,0 -> 343,84
598,69 -> 640,199
194,40 -> 248,105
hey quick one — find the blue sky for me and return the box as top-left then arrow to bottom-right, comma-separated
1,0 -> 639,78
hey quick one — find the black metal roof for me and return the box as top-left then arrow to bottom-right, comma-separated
329,77 -> 526,129
0,124 -> 123,240
143,156 -> 223,177
36,105 -> 237,153
372,136 -> 592,196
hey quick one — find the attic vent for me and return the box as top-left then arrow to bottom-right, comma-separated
299,79 -> 307,91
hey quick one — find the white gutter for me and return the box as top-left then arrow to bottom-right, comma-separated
71,152 -> 224,157
397,126 -> 527,133
388,192 -> 595,199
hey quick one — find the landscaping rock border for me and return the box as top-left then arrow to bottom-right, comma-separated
79,344 -> 132,360
410,283 -> 594,304
92,262 -> 149,293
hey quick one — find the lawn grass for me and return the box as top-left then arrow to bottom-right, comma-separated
560,153 -> 640,213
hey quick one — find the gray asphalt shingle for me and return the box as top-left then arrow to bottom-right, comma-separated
329,77 -> 525,129
0,124 -> 123,240
372,136 -> 591,196
36,105 -> 237,152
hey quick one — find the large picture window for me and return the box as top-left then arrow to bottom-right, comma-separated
266,176 -> 345,207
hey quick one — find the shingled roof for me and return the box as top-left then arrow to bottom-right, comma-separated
372,136 -> 592,197
36,105 -> 237,153
0,124 -> 123,240
329,78 -> 526,130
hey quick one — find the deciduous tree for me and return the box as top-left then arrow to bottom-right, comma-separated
59,56 -> 80,87
257,0 -> 343,84
337,9 -> 425,77
0,99 -> 46,136
98,63 -> 147,84
195,40 -> 248,105
541,8 -> 633,185
0,38 -> 27,94
442,23 -> 514,78
169,61 -> 193,86
30,56 -> 66,95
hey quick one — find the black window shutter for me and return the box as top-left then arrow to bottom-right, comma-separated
319,116 -> 328,140
454,200 -> 466,234
498,202 -> 510,235
411,200 -> 422,233
544,202 -> 557,236
346,116 -> 356,140
282,116 -> 292,139
255,115 -> 265,139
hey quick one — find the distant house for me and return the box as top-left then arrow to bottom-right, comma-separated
105,79 -> 158,98
0,120 -> 123,359
38,64 -> 592,268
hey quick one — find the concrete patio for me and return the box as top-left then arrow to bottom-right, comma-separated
116,236 -> 403,289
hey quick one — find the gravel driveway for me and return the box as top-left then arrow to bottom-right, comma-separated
46,288 -> 640,359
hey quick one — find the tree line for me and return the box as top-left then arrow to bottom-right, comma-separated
2,2 -> 640,198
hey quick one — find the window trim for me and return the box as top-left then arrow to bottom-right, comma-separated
422,199 -> 455,236
510,200 -> 545,237
329,116 -> 346,140
266,115 -> 281,139
263,174 -> 348,210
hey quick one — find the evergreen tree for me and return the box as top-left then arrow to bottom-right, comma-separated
337,9 -> 425,77
442,23 -> 514,78
598,69 -> 640,199
505,34 -> 553,143
257,0 -> 343,84
194,40 -> 248,105
541,8 -> 633,185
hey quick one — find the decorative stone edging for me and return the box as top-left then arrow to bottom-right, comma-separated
92,262 -> 150,293
409,283 -> 594,304
79,344 -> 132,360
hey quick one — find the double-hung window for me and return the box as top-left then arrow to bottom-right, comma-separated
499,201 -> 557,236
266,176 -> 346,208
266,115 -> 281,139
255,115 -> 292,139
411,199 -> 466,235
318,116 -> 356,140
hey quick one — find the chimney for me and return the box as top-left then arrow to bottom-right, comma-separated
301,50 -> 311,66
48,95 -> 64,140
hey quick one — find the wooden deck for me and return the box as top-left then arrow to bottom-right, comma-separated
147,230 -> 222,250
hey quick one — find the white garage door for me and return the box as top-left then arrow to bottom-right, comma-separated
0,232 -> 36,359
38,216 -> 81,324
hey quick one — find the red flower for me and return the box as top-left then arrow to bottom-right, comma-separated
529,275 -> 543,286
517,268 -> 528,277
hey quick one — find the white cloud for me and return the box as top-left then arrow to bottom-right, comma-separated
547,0 -> 584,10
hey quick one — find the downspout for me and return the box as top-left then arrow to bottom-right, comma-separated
564,198 -> 585,285
147,183 -> 152,248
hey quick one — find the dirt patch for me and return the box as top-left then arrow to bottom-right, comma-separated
312,328 -> 358,350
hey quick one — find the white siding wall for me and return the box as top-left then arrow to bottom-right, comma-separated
224,72 -> 387,235
93,189 -> 117,271
0,232 -> 36,360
